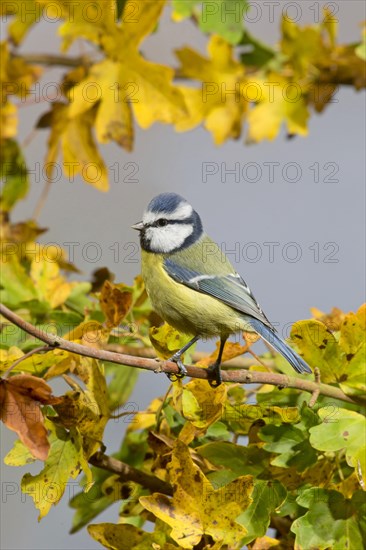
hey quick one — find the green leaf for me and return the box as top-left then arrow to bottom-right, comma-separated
104,363 -> 139,412
0,256 -> 38,307
197,441 -> 269,477
65,282 -> 93,315
238,480 -> 287,544
0,139 -> 29,211
290,319 -> 341,382
70,466 -> 118,533
70,431 -> 148,532
239,30 -> 275,67
4,439 -> 36,466
309,407 -> 366,486
260,406 -> 319,471
21,421 -> 92,519
291,489 -> 366,549
172,0 -> 249,45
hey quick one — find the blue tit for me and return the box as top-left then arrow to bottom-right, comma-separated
132,192 -> 312,386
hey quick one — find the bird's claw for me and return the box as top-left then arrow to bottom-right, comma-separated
166,356 -> 187,382
207,363 -> 222,388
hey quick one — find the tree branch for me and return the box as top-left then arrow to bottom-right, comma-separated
1,304 -> 364,407
13,53 -> 92,68
89,452 -> 172,496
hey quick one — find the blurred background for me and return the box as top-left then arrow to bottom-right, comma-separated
1,2 -> 365,548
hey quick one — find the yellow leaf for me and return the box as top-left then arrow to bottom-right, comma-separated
67,59 -> 134,150
310,306 -> 345,331
62,0 -> 185,141
251,535 -> 280,549
281,17 -> 324,76
30,259 -> 72,308
149,323 -> 193,360
53,360 -> 109,457
173,378 -> 226,430
4,439 -> 35,466
196,340 -> 248,368
2,0 -> 43,45
176,36 -> 247,144
140,440 -> 253,548
127,397 -> 163,433
63,320 -> 106,349
88,522 -> 169,550
41,103 -> 108,191
21,420 -> 92,519
0,102 -> 17,138
246,74 -> 309,142
322,6 -> 338,47
290,319 -> 340,383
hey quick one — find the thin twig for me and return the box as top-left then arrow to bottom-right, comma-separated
0,304 -> 364,407
33,178 -> 53,221
13,53 -> 92,68
3,345 -> 51,378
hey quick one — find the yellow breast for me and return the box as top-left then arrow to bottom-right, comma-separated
141,250 -> 249,338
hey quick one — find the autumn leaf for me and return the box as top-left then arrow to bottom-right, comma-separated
0,139 -> 29,211
196,340 -> 249,367
290,319 -> 340,382
99,281 -> 133,328
173,378 -> 227,430
0,0 -> 43,45
310,306 -> 346,331
176,35 -> 247,144
21,420 -> 93,519
149,323 -> 193,360
246,74 -> 309,142
0,374 -> 61,460
53,360 -> 109,458
88,522 -> 170,550
140,440 -> 253,548
60,0 -> 186,149
37,102 -> 108,191
30,258 -> 74,308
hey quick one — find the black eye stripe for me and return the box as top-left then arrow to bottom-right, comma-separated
150,218 -> 193,228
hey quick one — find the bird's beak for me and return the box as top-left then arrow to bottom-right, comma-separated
132,221 -> 144,231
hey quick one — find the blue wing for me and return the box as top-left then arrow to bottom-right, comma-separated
164,258 -> 272,328
164,258 -> 312,374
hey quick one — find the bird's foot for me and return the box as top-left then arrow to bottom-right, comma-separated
166,354 -> 187,382
207,362 -> 222,388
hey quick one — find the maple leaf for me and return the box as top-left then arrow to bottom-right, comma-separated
37,102 -> 108,191
99,281 -> 133,329
0,374 -> 61,460
246,74 -> 309,142
175,35 -> 247,144
149,323 -> 193,360
140,440 -> 253,548
58,0 -> 186,147
21,419 -> 93,519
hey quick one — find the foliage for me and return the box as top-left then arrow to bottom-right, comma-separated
0,0 -> 365,190
1,201 -> 365,546
0,2 -> 365,549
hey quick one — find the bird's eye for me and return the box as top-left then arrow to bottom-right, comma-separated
156,219 -> 168,227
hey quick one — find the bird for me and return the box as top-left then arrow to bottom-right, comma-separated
132,192 -> 312,386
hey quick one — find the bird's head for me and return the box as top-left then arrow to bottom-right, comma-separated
132,193 -> 203,253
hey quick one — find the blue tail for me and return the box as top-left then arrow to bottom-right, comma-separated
249,319 -> 312,374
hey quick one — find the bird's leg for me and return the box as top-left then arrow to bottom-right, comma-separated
167,335 -> 200,381
207,337 -> 227,387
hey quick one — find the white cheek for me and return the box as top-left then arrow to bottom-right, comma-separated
146,224 -> 193,253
